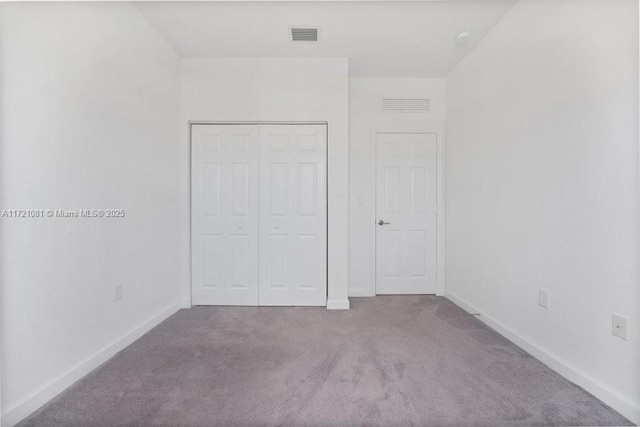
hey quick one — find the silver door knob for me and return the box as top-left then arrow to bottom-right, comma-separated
378,220 -> 390,226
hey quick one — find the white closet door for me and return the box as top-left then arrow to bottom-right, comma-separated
375,133 -> 437,294
191,125 -> 259,305
259,125 -> 327,306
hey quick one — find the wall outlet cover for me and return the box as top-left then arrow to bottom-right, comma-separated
612,314 -> 627,340
538,289 -> 550,309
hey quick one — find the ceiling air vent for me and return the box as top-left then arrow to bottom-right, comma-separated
291,27 -> 319,42
382,98 -> 431,113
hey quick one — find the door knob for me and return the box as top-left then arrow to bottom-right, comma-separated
378,220 -> 390,226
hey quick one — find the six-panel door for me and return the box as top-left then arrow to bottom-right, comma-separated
191,124 -> 327,306
258,125 -> 327,306
191,125 -> 260,305
375,133 -> 437,294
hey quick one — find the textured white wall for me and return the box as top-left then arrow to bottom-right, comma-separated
0,3 -> 182,425
179,58 -> 350,308
446,0 -> 639,422
348,78 -> 445,296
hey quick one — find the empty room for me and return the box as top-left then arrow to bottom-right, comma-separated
1,0 -> 639,425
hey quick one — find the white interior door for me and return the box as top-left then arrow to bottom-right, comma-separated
375,133 -> 437,294
259,125 -> 327,306
191,125 -> 259,305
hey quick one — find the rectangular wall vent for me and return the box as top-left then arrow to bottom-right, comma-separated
382,98 -> 431,112
291,27 -> 319,42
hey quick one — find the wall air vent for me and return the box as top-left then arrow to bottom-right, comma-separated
291,27 -> 319,42
382,98 -> 431,113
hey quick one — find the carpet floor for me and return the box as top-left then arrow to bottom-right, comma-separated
20,296 -> 632,426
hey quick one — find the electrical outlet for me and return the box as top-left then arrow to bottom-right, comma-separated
612,314 -> 627,340
114,283 -> 123,301
538,289 -> 550,309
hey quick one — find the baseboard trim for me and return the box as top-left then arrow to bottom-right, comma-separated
326,298 -> 350,310
445,292 -> 640,425
348,289 -> 375,297
1,301 -> 182,427
181,298 -> 192,309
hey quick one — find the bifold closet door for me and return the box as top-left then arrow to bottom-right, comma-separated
192,124 -> 327,306
191,125 -> 259,305
259,125 -> 327,306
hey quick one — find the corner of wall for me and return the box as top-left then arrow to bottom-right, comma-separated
1,302 -> 182,427
445,291 -> 640,425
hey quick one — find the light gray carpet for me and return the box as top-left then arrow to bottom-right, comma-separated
20,296 -> 632,426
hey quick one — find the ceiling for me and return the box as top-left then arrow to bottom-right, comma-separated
134,1 -> 517,78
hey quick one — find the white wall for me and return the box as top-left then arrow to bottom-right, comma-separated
445,0 -> 640,423
0,3 -> 182,425
179,58 -> 350,309
348,78 -> 445,296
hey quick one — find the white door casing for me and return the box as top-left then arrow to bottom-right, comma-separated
191,124 -> 260,305
191,123 -> 327,306
259,125 -> 327,306
375,133 -> 437,294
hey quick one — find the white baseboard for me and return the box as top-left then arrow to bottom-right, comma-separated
1,301 -> 182,427
348,289 -> 374,297
181,298 -> 192,309
445,292 -> 640,426
326,298 -> 350,310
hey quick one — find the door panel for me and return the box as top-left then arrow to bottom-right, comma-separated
376,133 -> 437,295
191,125 -> 259,305
269,235 -> 289,287
259,125 -> 327,306
230,234 -> 250,288
202,234 -> 221,287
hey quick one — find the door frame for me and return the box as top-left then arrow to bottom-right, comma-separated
188,121 -> 329,307
369,128 -> 445,297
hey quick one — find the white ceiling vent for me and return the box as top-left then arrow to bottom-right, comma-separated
382,98 -> 431,113
291,27 -> 319,42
